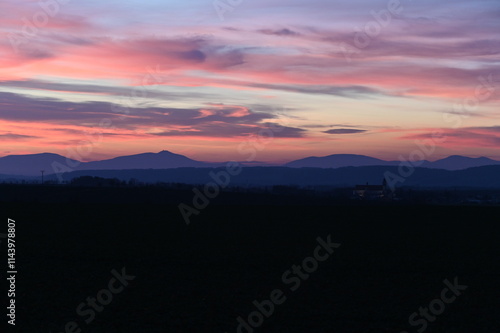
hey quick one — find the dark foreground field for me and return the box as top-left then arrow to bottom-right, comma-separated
1,186 -> 499,332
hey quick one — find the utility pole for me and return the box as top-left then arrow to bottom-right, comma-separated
41,170 -> 45,184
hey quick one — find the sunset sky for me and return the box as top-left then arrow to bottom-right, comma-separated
1,0 -> 499,163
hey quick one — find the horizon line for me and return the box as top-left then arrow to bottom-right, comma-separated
1,150 -> 500,164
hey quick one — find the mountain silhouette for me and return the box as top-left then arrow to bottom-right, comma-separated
285,154 -> 398,168
0,153 -> 80,176
285,154 -> 500,170
0,151 -> 215,176
421,155 -> 500,170
79,150 -> 211,170
2,151 -> 500,176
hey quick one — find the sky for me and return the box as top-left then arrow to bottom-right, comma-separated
0,0 -> 499,163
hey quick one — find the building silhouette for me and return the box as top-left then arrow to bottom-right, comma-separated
353,178 -> 392,200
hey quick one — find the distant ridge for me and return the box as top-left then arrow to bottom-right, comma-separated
285,154 -> 500,170
43,165 -> 500,188
285,154 -> 397,168
79,150 -> 210,171
421,155 -> 500,171
1,151 -> 500,176
0,153 -> 80,176
0,151 -> 218,176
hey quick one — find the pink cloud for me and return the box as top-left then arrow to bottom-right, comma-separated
399,126 -> 500,148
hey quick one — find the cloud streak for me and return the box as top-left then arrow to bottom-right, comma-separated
0,92 -> 306,138
323,129 -> 367,134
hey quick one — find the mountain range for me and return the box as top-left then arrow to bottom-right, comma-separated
1,151 -> 500,177
284,154 -> 500,170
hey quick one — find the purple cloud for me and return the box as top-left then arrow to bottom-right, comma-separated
323,128 -> 367,134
